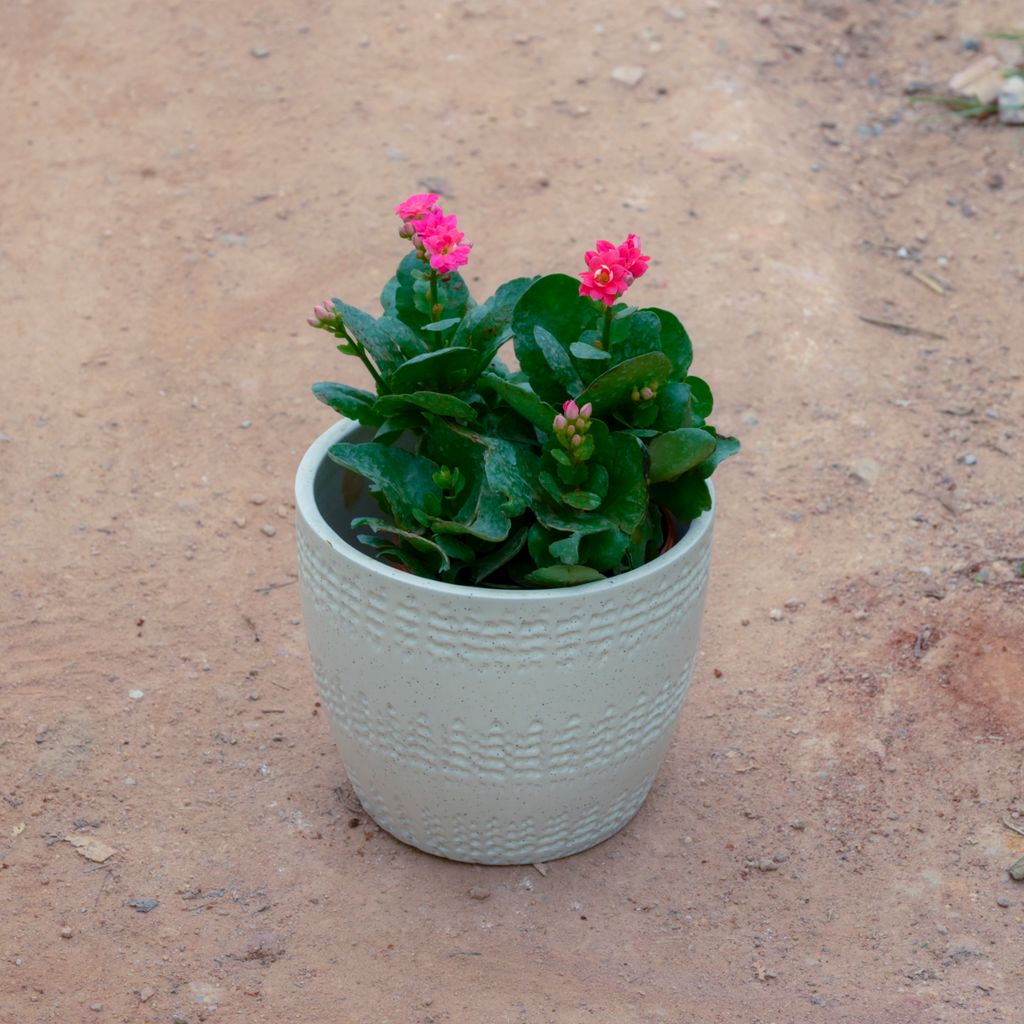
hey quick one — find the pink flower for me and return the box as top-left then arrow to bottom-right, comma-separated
394,192 -> 439,221
578,235 -> 650,305
417,208 -> 472,274
617,233 -> 650,280
414,207 -> 459,239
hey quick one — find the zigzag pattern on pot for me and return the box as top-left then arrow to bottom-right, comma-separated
346,765 -> 656,863
297,524 -> 712,665
310,652 -> 696,785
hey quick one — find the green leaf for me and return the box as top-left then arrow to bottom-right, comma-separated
327,442 -> 442,532
351,516 -> 450,573
581,528 -> 630,573
686,375 -> 713,418
651,472 -> 712,522
432,479 -> 511,542
453,277 -> 536,353
330,299 -> 404,378
378,315 -> 429,359
549,532 -> 582,564
533,325 -> 584,394
422,317 -> 462,333
616,310 -> 661,364
479,372 -> 557,431
648,428 -> 717,483
656,381 -> 692,430
576,352 -> 673,415
562,490 -> 602,511
380,275 -> 399,318
312,382 -> 383,426
534,503 -> 616,536
482,437 -> 540,517
374,414 -> 422,446
523,565 -> 604,587
472,526 -> 528,583
600,431 -> 648,532
699,431 -> 740,478
373,391 -> 477,421
388,251 -> 475,331
388,346 -> 482,394
645,309 -> 693,378
433,534 -> 476,563
570,341 -> 611,361
512,274 -> 597,404
528,522 -> 561,568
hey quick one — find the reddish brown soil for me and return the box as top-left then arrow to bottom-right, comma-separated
2,2 -> 1023,1022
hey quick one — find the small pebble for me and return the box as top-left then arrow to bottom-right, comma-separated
60,926 -> 73,939
772,850 -> 789,863
610,65 -> 647,87
250,46 -> 270,58
90,1004 -> 102,1012
789,820 -> 806,830
769,608 -> 784,621
128,689 -> 144,700
233,516 -> 247,528
851,458 -> 880,486
468,886 -> 491,900
250,495 -> 267,506
755,858 -> 779,872
261,524 -> 277,537
896,246 -> 910,259
239,420 -> 253,429
996,896 -> 1011,908
962,453 -> 977,466
962,36 -> 980,51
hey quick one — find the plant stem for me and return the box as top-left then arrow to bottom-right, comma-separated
601,304 -> 614,349
339,324 -> 387,393
428,270 -> 439,321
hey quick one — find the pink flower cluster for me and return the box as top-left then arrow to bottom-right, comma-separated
553,399 -> 594,450
394,193 -> 473,275
306,299 -> 335,328
578,234 -> 650,306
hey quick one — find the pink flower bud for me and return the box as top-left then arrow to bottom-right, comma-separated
579,402 -> 592,419
553,414 -> 567,431
566,424 -> 576,436
571,433 -> 583,447
640,387 -> 654,401
563,400 -> 579,420
313,304 -> 329,321
307,316 -> 319,327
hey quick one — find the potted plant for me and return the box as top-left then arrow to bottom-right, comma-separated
295,194 -> 738,865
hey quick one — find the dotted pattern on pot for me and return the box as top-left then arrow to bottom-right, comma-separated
346,764 -> 657,865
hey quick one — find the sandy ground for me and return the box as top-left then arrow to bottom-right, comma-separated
2,1 -> 1024,1021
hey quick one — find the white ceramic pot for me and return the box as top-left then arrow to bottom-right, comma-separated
295,419 -> 715,865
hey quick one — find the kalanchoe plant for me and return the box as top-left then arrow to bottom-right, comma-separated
307,194 -> 739,587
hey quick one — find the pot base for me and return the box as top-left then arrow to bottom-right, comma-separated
348,768 -> 656,865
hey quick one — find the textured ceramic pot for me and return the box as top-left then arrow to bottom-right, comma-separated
295,419 -> 715,865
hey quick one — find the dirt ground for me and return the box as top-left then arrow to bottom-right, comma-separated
2,1 -> 1024,1021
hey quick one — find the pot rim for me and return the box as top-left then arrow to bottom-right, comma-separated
296,417 -> 715,602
